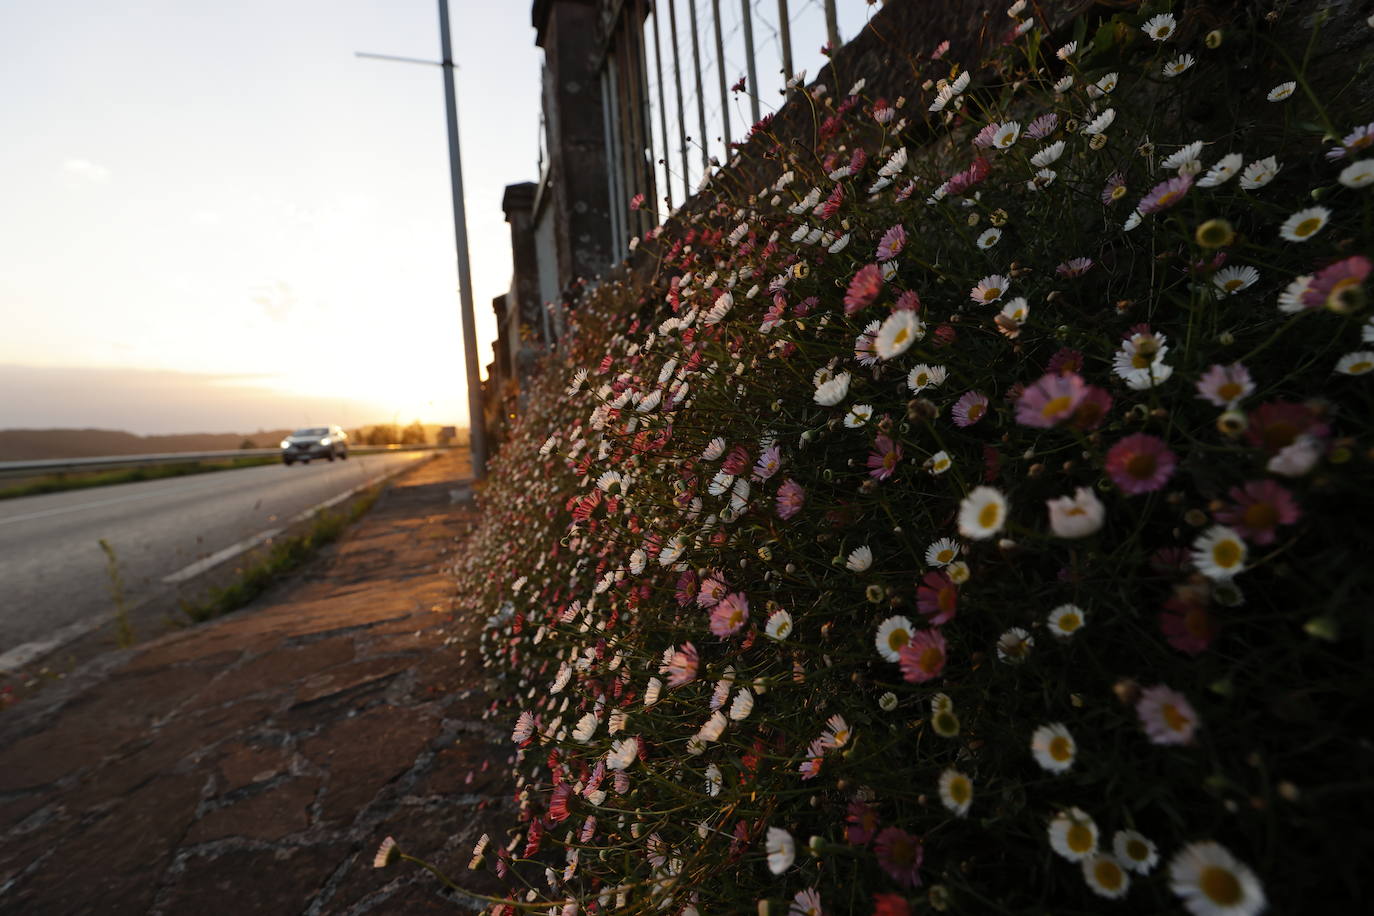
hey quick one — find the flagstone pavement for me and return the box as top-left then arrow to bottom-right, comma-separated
0,449 -> 510,915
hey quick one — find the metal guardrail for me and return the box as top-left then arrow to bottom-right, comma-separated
0,445 -> 444,479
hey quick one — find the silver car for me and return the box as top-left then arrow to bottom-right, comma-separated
281,426 -> 349,465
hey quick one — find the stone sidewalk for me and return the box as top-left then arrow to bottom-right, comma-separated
0,450 -> 510,915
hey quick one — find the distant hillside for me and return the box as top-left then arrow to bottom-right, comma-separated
0,428 -> 295,461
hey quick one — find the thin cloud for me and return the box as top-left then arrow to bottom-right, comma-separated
62,158 -> 110,183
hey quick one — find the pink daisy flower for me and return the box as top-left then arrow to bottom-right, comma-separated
709,592 -> 750,636
867,435 -> 903,480
1137,174 -> 1193,214
1159,596 -> 1219,656
877,225 -> 907,261
894,289 -> 922,311
1105,433 -> 1176,495
1246,401 -> 1329,453
1046,347 -> 1085,375
753,444 -> 782,481
675,569 -> 698,606
845,263 -> 885,314
1136,684 -> 1200,745
777,479 -> 806,519
1195,363 -> 1254,407
1070,385 -> 1113,429
898,628 -> 948,683
916,571 -> 959,625
1101,170 -> 1127,205
873,827 -> 925,888
952,390 -> 990,427
846,798 -> 879,845
697,572 -> 729,607
1015,372 -> 1087,428
1025,112 -> 1058,140
666,642 -> 700,687
1301,255 -> 1370,312
799,737 -> 825,780
1214,479 -> 1300,545
1056,257 -> 1094,278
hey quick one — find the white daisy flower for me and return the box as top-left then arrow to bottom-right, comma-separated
1031,722 -> 1076,773
874,310 -> 925,359
1191,525 -> 1247,580
1338,159 -> 1374,188
1277,274 -> 1314,313
1048,807 -> 1098,861
907,363 -> 947,392
1047,603 -> 1087,638
1083,854 -> 1131,899
1082,108 -> 1116,135
1031,140 -> 1065,167
1141,12 -> 1176,41
1056,40 -> 1077,60
845,545 -> 873,572
938,768 -> 973,816
766,827 -> 796,874
958,486 -> 1008,539
1267,80 -> 1297,101
1212,265 -> 1260,296
997,627 -> 1033,664
765,609 -> 793,640
728,688 -> 754,720
572,712 -> 599,743
1196,152 -> 1243,187
927,450 -> 953,475
813,371 -> 851,406
1123,210 -> 1143,231
1052,73 -> 1074,93
1279,205 -> 1330,241
1113,830 -> 1160,875
993,120 -> 1021,148
977,227 -> 1003,248
1239,155 -> 1281,189
1163,54 -> 1195,77
1161,140 -> 1204,173
844,403 -> 874,428
606,736 -> 638,770
925,537 -> 961,567
705,764 -> 722,797
1335,350 -> 1374,375
1167,841 -> 1266,916
875,615 -> 913,662
702,436 -> 726,460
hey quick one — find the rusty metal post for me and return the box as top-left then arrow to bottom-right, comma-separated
665,0 -> 692,201
777,0 -> 793,87
740,0 -> 761,125
649,1 -> 674,210
686,0 -> 711,172
710,0 -> 732,149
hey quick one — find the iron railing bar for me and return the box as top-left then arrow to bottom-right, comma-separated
665,0 -> 692,201
649,1 -> 675,211
686,0 -> 711,172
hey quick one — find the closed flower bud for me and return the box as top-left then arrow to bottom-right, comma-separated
1217,410 -> 1247,437
1195,218 -> 1235,248
1205,28 -> 1223,48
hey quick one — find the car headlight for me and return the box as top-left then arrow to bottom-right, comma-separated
280,440 -> 291,448
319,437 -> 331,446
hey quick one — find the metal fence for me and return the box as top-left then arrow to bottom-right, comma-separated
593,0 -> 876,255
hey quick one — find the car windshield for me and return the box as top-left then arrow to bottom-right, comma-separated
293,428 -> 329,437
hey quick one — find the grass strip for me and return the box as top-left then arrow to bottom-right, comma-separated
0,455 -> 282,501
179,484 -> 382,624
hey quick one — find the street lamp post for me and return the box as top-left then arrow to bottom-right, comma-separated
357,0 -> 488,479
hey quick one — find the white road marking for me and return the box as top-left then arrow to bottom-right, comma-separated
160,527 -> 285,584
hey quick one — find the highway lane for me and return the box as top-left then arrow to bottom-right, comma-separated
0,450 -> 429,661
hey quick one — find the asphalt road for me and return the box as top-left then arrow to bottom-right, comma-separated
0,450 -> 429,665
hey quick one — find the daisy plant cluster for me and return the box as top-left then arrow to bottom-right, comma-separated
442,3 -> 1374,914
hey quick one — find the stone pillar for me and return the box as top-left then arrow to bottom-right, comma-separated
532,0 -> 612,290
501,182 -> 543,340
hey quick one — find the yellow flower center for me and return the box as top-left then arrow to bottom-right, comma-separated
1057,613 -> 1082,632
1217,381 -> 1243,401
1200,866 -> 1244,905
1049,735 -> 1073,761
1224,278 -> 1245,292
949,777 -> 970,804
983,286 -> 1003,301
1111,185 -> 1128,201
1066,822 -> 1094,853
1156,188 -> 1184,208
933,711 -> 960,736
1125,839 -> 1149,862
1212,539 -> 1242,569
978,502 -> 1000,528
887,629 -> 911,652
915,373 -> 929,386
1243,502 -> 1279,530
1295,217 -> 1321,237
937,548 -> 955,563
1042,395 -> 1074,418
967,403 -> 986,422
920,646 -> 944,671
1162,702 -> 1191,733
893,327 -> 910,346
1347,359 -> 1373,374
1094,859 -> 1125,890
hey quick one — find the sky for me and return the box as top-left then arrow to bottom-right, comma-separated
0,0 -> 874,437
0,0 -> 542,434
